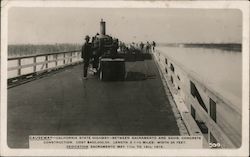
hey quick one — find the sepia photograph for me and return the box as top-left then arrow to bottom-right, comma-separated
1,0 -> 249,156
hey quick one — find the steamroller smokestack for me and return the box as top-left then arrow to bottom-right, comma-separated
100,19 -> 106,35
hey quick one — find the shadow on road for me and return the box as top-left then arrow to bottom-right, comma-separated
125,71 -> 157,81
124,53 -> 152,62
125,71 -> 146,81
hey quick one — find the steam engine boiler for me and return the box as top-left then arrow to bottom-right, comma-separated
93,19 -> 126,81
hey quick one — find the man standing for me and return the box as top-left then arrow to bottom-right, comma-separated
146,41 -> 151,53
140,42 -> 144,52
152,41 -> 156,51
81,35 -> 92,79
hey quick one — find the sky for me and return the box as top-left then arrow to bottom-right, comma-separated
8,8 -> 242,44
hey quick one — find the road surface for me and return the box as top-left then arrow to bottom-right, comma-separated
8,58 -> 179,148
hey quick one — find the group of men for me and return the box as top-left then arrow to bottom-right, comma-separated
139,41 -> 156,53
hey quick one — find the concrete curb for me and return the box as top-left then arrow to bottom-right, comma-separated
152,52 -> 189,136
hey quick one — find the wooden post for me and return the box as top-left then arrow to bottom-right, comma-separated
33,57 -> 36,72
17,58 -> 21,76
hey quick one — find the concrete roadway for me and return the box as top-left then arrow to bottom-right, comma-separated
7,59 -> 179,148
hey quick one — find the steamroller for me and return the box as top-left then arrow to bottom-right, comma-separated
92,19 -> 126,81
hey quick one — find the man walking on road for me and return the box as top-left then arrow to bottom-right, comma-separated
146,41 -> 151,53
140,42 -> 144,52
81,35 -> 92,79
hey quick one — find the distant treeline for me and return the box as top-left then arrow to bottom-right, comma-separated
183,43 -> 242,52
158,43 -> 242,52
8,44 -> 82,57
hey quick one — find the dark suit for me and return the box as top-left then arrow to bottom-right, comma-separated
81,42 -> 92,77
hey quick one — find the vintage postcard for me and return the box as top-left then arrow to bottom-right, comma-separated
1,0 -> 249,156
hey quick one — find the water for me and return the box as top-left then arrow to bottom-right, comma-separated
156,46 -> 242,108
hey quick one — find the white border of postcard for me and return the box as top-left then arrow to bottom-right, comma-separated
1,0 -> 249,156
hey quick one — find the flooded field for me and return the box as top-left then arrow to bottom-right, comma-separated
157,46 -> 242,108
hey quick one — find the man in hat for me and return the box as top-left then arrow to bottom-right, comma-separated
91,35 -> 100,73
81,35 -> 92,79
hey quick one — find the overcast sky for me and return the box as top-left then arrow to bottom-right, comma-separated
8,8 -> 242,44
